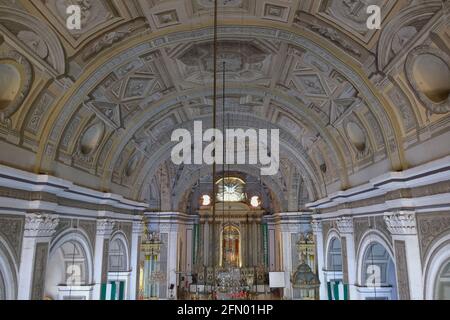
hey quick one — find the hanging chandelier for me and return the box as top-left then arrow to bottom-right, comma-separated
141,223 -> 162,257
291,232 -> 320,299
141,216 -> 166,283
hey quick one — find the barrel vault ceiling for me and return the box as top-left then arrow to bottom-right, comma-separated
0,0 -> 449,212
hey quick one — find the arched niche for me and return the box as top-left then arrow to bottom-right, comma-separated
44,231 -> 94,300
0,236 -> 18,300
423,234 -> 450,300
79,121 -> 106,156
108,233 -> 130,273
326,236 -> 343,272
406,46 -> 450,114
220,225 -> 241,268
435,260 -> 450,299
357,233 -> 397,300
105,232 -> 130,301
0,64 -> 21,109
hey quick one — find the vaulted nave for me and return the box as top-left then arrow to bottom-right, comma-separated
0,0 -> 449,301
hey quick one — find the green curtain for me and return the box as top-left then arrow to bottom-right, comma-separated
327,280 -> 349,300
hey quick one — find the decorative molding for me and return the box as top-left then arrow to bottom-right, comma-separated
24,213 -> 59,238
78,219 -> 97,249
301,20 -> 362,57
384,211 -> 417,235
416,212 -> 450,262
0,165 -> 148,214
354,216 -> 392,251
53,218 -> 72,239
308,156 -> 450,211
0,215 -> 24,262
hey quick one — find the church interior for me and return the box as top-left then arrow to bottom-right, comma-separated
0,0 -> 449,301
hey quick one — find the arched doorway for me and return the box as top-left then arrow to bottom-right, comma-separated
359,241 -> 397,300
105,233 -> 130,300
44,232 -> 93,300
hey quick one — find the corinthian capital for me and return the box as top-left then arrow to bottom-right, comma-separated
384,211 -> 417,235
337,217 -> 354,234
96,219 -> 115,237
24,213 -> 59,238
311,220 -> 322,234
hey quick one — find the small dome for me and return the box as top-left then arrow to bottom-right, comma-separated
292,263 -> 320,289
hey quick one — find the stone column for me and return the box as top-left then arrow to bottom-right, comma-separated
198,219 -> 205,266
92,219 -> 115,300
252,217 -> 258,266
336,217 -> 358,300
185,224 -> 194,275
384,211 -> 423,300
246,219 -> 252,267
280,228 -> 292,299
161,223 -> 180,299
267,222 -> 276,271
257,219 -> 263,265
18,213 -> 59,300
215,221 -> 220,266
311,220 -> 327,300
240,221 -> 247,267
204,219 -> 210,266
129,219 -> 143,300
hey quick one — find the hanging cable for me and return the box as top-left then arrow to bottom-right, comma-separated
68,237 -> 76,300
211,0 -> 219,298
222,61 -> 226,269
371,217 -> 377,299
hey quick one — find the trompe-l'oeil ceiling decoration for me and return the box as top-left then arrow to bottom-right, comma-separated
0,0 -> 447,213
